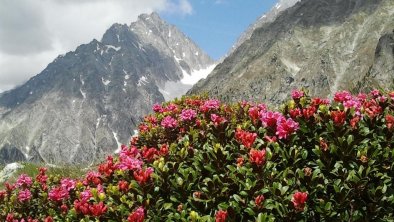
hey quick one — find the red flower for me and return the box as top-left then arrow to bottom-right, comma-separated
89,202 -> 107,217
0,190 -> 6,200
74,199 -> 90,215
236,157 -> 244,167
6,213 -> 14,222
160,144 -> 169,156
235,128 -> 257,148
255,195 -> 265,207
133,168 -> 154,185
289,108 -> 302,119
249,149 -> 266,166
44,216 -> 53,222
84,171 -> 102,186
331,110 -> 346,126
36,167 -> 48,185
311,97 -> 330,106
292,191 -> 308,211
302,106 -> 316,119
319,138 -> 329,152
386,114 -> 394,130
142,146 -> 158,161
364,100 -> 382,119
215,210 -> 228,222
128,207 -> 145,222
248,106 -> 260,122
60,204 -> 68,214
118,180 -> 129,192
350,116 -> 360,129
210,114 -> 227,127
98,156 -> 115,177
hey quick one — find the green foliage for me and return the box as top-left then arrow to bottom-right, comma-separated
1,89 -> 394,221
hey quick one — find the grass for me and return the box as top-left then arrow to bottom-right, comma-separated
0,162 -> 92,189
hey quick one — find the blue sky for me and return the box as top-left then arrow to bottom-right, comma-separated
160,0 -> 277,60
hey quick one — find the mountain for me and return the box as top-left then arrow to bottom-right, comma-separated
189,0 -> 394,104
0,12 -> 213,165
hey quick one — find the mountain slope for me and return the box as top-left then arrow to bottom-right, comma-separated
0,13 -> 213,164
190,0 -> 394,104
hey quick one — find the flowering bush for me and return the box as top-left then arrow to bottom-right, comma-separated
1,89 -> 394,221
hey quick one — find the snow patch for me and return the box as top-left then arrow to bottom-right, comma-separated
113,132 -> 122,153
137,76 -> 149,86
181,64 -> 216,85
80,89 -> 86,98
124,81 -> 127,87
105,45 -> 121,52
102,77 -> 111,86
281,58 -> 301,76
96,117 -> 101,128
125,75 -> 130,80
116,34 -> 120,42
0,162 -> 23,183
168,30 -> 171,37
195,51 -> 199,56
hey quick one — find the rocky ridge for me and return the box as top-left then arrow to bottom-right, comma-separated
190,0 -> 394,105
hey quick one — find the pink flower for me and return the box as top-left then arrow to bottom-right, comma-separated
180,109 -> 197,121
291,89 -> 304,99
210,114 -> 227,127
370,89 -> 381,97
128,207 -> 145,222
292,191 -> 308,211
249,149 -> 266,166
18,189 -> 32,202
334,91 -> 352,102
200,99 -> 220,112
16,174 -> 33,188
152,103 -> 163,113
49,186 -> 69,202
116,154 -> 143,171
276,118 -> 299,139
161,116 -> 178,128
260,111 -> 285,128
80,189 -> 93,202
215,210 -> 228,222
61,178 -> 76,191
165,103 -> 178,112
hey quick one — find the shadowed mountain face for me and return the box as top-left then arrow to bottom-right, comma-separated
189,0 -> 394,104
0,13 -> 213,165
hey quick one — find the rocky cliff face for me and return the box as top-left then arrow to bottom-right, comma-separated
0,13 -> 213,165
190,0 -> 394,105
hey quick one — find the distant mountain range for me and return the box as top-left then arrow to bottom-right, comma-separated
0,13 -> 214,164
1,0 -> 393,165
190,0 -> 394,104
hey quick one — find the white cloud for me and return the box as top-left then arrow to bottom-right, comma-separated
0,0 -> 192,93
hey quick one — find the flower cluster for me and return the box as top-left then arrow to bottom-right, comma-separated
2,89 -> 394,221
